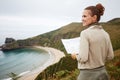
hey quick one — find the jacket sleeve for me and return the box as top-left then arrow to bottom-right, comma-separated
107,36 -> 114,60
76,31 -> 89,63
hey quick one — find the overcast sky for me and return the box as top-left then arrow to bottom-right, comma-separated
0,0 -> 120,35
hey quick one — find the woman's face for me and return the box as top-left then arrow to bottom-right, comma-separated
82,10 -> 96,26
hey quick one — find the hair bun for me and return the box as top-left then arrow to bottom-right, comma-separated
96,3 -> 105,16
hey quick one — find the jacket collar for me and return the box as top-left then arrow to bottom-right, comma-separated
88,23 -> 103,29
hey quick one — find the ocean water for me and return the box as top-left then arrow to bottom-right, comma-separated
0,47 -> 49,79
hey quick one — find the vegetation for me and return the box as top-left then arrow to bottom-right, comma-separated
35,18 -> 120,80
35,49 -> 120,80
35,56 -> 79,80
2,18 -> 120,80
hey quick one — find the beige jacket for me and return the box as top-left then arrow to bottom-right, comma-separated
77,24 -> 114,69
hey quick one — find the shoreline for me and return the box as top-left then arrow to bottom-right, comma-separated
17,46 -> 65,80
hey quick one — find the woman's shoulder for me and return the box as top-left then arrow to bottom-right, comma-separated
81,27 -> 91,34
80,29 -> 90,37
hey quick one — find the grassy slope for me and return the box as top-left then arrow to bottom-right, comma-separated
35,18 -> 120,80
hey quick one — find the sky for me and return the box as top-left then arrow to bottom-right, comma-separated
0,0 -> 120,41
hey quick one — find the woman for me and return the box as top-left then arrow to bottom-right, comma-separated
71,3 -> 114,80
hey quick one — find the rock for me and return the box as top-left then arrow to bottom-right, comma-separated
1,41 -> 20,51
5,38 -> 16,44
1,38 -> 20,51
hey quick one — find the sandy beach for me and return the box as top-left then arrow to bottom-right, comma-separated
17,46 -> 65,80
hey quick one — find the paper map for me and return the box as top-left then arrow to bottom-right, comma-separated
61,37 -> 80,54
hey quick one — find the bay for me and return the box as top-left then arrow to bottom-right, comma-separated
0,24 -> 51,79
0,48 -> 49,80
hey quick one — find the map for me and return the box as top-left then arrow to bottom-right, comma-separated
61,37 -> 80,54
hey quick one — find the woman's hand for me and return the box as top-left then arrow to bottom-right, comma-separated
71,54 -> 77,60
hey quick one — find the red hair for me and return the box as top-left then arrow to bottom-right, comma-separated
96,3 -> 105,16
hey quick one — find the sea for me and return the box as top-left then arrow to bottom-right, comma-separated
0,25 -> 50,80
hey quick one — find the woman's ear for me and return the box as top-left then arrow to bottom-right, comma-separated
92,15 -> 97,22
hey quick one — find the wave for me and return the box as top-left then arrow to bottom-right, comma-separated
2,78 -> 12,80
18,71 -> 30,76
2,71 -> 30,80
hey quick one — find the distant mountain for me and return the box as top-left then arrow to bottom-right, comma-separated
1,18 -> 120,52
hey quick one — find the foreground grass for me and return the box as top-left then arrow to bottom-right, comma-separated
35,49 -> 120,80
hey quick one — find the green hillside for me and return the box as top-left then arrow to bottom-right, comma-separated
35,18 -> 120,80
2,18 -> 120,52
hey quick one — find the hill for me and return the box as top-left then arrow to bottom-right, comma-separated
34,18 -> 120,80
1,18 -> 120,52
107,18 -> 120,24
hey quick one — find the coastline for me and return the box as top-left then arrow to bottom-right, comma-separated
17,46 -> 65,80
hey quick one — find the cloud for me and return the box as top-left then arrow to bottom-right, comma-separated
0,0 -> 120,26
0,15 -> 73,28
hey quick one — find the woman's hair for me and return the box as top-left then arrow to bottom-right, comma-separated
85,3 -> 105,21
